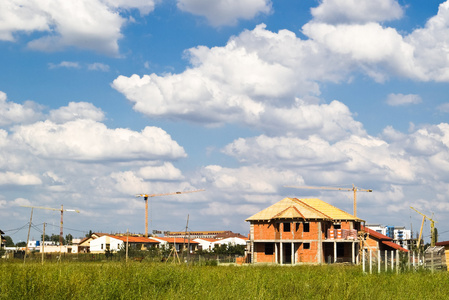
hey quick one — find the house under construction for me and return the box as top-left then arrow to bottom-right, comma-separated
246,197 -> 364,264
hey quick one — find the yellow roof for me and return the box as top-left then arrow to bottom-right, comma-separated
246,198 -> 363,222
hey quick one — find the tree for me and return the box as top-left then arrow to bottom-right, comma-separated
65,234 -> 73,245
41,234 -> 50,242
50,234 -> 61,245
3,236 -> 14,247
16,241 -> 26,247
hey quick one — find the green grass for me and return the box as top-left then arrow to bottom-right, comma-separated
0,261 -> 447,299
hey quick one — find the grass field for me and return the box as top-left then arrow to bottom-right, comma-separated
0,260 -> 447,299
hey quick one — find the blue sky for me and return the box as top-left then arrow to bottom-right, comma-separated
1,0 -> 449,244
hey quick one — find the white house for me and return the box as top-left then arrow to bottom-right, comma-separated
150,237 -> 199,253
90,235 -> 159,253
194,238 -> 219,251
212,237 -> 248,248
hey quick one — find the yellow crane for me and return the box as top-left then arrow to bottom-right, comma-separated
410,206 -> 437,248
284,184 -> 372,217
136,189 -> 205,237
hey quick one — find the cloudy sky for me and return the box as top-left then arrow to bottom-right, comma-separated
1,0 -> 449,244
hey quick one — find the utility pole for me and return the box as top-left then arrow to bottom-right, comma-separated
24,208 -> 33,264
20,204 -> 80,255
42,223 -> 45,265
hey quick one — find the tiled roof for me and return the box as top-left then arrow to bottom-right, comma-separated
246,198 -> 363,222
436,241 -> 449,247
194,238 -> 219,243
382,241 -> 409,252
152,237 -> 199,244
363,227 -> 392,241
109,235 -> 159,244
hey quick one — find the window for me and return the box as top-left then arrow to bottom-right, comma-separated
101,244 -> 103,250
303,243 -> 310,249
304,222 -> 310,232
296,223 -> 300,231
283,222 -> 291,232
334,223 -> 341,229
265,243 -> 274,255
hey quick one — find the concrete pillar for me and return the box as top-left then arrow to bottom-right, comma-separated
318,222 -> 322,264
280,242 -> 283,265
369,249 -> 372,274
291,242 -> 294,265
334,241 -> 337,263
385,250 -> 388,271
352,242 -> 355,264
275,243 -> 278,264
251,240 -> 254,264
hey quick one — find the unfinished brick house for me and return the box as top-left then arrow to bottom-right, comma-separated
246,197 -> 364,264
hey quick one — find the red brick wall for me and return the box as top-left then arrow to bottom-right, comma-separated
296,241 -> 320,263
253,242 -> 276,263
253,223 -> 277,240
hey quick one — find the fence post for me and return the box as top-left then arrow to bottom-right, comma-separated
431,250 -> 434,274
385,250 -> 388,271
391,250 -> 394,271
396,250 -> 399,274
413,251 -> 415,269
362,249 -> 366,273
378,249 -> 381,273
369,249 -> 372,274
408,250 -> 410,271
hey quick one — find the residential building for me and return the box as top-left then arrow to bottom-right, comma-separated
362,227 -> 408,253
366,224 -> 413,250
194,238 -> 219,251
150,237 -> 199,253
246,197 -> 363,265
194,236 -> 248,252
166,230 -> 235,239
90,235 -> 159,253
435,241 -> 449,271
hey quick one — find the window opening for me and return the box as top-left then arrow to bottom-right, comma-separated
304,222 -> 310,232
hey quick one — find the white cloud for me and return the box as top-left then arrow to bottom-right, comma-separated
12,119 -> 186,162
199,165 -> 304,201
0,0 -> 49,41
177,0 -> 272,26
0,171 -> 42,185
48,61 -> 81,69
437,102 -> 449,113
0,0 -> 158,55
138,162 -> 184,181
311,0 -> 403,24
88,63 -> 110,72
49,102 -> 105,123
405,1 -> 449,81
386,93 -> 422,106
0,91 -> 42,126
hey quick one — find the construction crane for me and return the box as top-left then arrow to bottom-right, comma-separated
136,189 -> 205,237
284,184 -> 372,217
410,206 -> 437,248
20,205 -> 80,246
